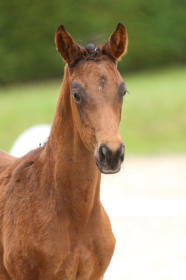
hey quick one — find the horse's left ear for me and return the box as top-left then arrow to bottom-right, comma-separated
55,25 -> 85,65
102,23 -> 128,61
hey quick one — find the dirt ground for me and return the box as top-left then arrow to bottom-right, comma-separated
101,155 -> 186,280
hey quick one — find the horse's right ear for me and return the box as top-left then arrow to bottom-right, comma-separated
55,25 -> 84,66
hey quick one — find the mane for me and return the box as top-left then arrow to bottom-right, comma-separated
69,44 -> 114,68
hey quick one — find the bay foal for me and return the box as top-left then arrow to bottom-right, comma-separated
0,23 -> 128,279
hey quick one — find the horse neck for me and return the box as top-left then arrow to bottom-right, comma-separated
44,65 -> 101,224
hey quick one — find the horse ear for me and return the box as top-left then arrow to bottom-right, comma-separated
102,23 -> 128,61
55,25 -> 84,65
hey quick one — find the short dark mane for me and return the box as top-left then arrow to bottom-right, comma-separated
69,49 -> 114,68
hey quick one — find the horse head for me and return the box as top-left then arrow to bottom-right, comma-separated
55,23 -> 128,174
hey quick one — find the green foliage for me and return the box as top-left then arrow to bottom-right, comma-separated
0,66 -> 186,153
0,0 -> 185,83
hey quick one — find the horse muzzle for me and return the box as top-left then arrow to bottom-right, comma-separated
95,143 -> 125,174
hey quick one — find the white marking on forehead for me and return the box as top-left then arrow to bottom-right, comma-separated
99,76 -> 107,92
99,86 -> 102,92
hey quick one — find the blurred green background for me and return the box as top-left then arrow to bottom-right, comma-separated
0,0 -> 186,154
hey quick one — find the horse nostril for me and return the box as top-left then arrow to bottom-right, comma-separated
119,144 -> 125,162
99,145 -> 107,162
114,144 -> 124,163
120,153 -> 124,162
98,143 -> 124,167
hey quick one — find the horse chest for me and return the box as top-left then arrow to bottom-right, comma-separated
3,214 -> 115,280
51,234 -> 115,280
53,246 -> 99,279
56,220 -> 115,279
4,232 -> 114,280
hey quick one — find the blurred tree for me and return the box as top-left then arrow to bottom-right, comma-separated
0,0 -> 185,83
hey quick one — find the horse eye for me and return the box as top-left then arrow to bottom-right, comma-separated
122,89 -> 127,97
72,93 -> 81,103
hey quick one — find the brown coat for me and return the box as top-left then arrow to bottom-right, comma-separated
0,23 -> 128,279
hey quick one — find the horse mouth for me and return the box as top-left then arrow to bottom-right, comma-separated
95,158 -> 121,174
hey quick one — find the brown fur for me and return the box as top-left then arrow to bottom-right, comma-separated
102,23 -> 128,61
0,23 -> 128,279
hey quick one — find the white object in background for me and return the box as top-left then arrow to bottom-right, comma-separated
10,124 -> 51,157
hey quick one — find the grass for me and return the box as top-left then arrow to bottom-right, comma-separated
121,65 -> 186,154
0,65 -> 186,154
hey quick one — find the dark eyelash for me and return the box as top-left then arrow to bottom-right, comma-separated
72,92 -> 81,103
122,89 -> 128,96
